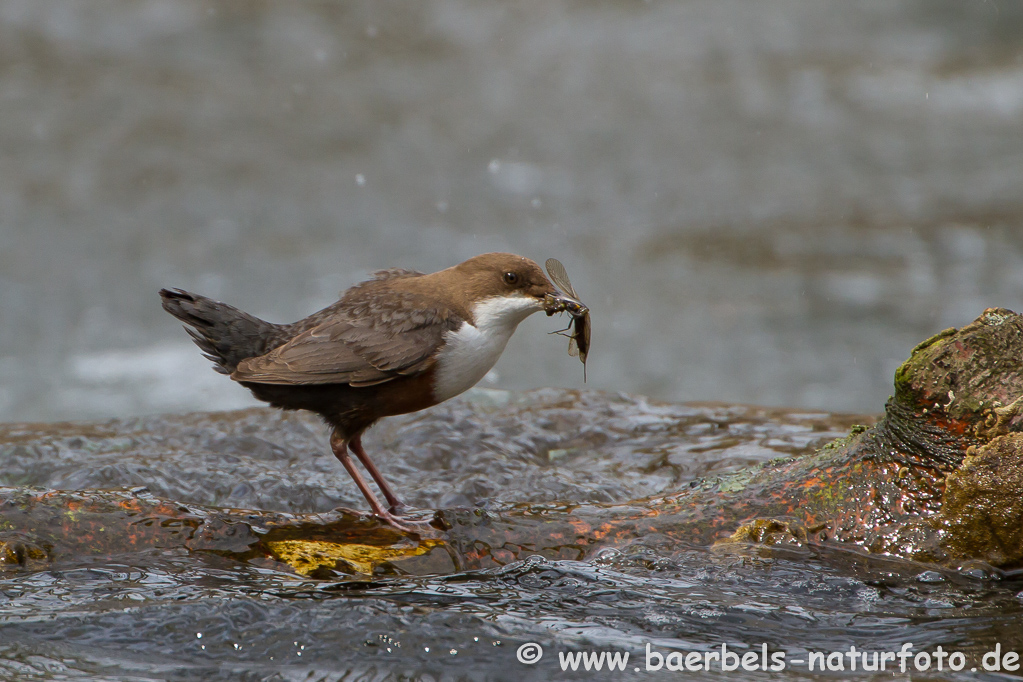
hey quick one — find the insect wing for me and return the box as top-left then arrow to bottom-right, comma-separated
575,312 -> 590,381
545,257 -> 589,381
575,311 -> 590,362
544,258 -> 579,300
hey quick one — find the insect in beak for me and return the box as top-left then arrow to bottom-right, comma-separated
543,258 -> 591,381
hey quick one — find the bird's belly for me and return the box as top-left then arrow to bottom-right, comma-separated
432,324 -> 514,402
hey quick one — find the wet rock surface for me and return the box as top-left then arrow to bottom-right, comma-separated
0,389 -> 870,578
938,433 -> 1023,568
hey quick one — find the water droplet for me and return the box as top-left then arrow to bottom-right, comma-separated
356,174 -> 366,187
450,649 -> 458,655
488,159 -> 501,174
196,633 -> 202,639
424,646 -> 430,652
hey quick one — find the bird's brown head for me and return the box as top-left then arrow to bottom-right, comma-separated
450,252 -> 560,302
421,252 -> 560,327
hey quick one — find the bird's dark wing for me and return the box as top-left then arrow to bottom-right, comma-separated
231,291 -> 463,386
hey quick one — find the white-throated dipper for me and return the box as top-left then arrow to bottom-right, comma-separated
160,252 -> 584,529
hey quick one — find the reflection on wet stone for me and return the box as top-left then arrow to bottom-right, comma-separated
1,387 -> 868,578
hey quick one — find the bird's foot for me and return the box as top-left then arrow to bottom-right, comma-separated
374,509 -> 414,533
372,508 -> 441,536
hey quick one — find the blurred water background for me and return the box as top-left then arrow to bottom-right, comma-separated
4,4 -> 1023,681
2,0 -> 1023,422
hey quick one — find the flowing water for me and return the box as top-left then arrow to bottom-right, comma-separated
3,1 -> 1023,679
2,389 -> 1023,680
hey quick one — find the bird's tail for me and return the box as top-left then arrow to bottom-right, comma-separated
159,288 -> 290,375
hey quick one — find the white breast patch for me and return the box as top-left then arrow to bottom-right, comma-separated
432,294 -> 542,402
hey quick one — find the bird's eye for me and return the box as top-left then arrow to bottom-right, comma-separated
503,271 -> 519,285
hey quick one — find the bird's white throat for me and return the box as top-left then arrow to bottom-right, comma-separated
432,294 -> 542,402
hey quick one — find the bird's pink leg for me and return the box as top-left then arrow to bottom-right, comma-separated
349,435 -> 404,512
329,431 -> 410,531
